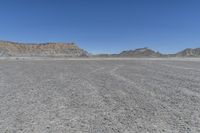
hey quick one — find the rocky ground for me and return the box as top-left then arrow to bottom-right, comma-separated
0,59 -> 200,133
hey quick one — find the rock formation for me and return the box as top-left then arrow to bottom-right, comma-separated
0,41 -> 88,57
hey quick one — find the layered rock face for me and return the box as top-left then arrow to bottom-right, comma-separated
0,41 -> 88,57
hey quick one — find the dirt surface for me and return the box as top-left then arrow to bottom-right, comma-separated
0,59 -> 200,133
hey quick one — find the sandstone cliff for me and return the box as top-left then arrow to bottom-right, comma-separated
0,41 -> 88,57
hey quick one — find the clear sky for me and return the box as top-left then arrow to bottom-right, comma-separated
0,0 -> 200,54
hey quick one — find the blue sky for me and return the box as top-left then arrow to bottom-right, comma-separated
0,0 -> 200,54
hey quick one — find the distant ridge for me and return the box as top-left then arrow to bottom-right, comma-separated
175,48 -> 200,57
1,40 -> 200,58
94,48 -> 163,57
95,47 -> 200,58
119,47 -> 162,57
0,41 -> 88,57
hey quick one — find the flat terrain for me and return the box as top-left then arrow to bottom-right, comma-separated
1,59 -> 200,133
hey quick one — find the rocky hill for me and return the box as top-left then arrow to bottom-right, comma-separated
175,48 -> 200,57
94,48 -> 163,58
0,41 -> 88,57
118,48 -> 162,57
94,47 -> 200,58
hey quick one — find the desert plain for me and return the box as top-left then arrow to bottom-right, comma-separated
0,58 -> 200,133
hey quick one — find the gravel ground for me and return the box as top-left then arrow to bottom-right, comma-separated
0,59 -> 200,133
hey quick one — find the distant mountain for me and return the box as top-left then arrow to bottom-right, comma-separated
119,47 -> 162,57
94,47 -> 200,58
175,48 -> 200,57
0,41 -> 88,57
1,40 -> 200,58
94,48 -> 163,58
